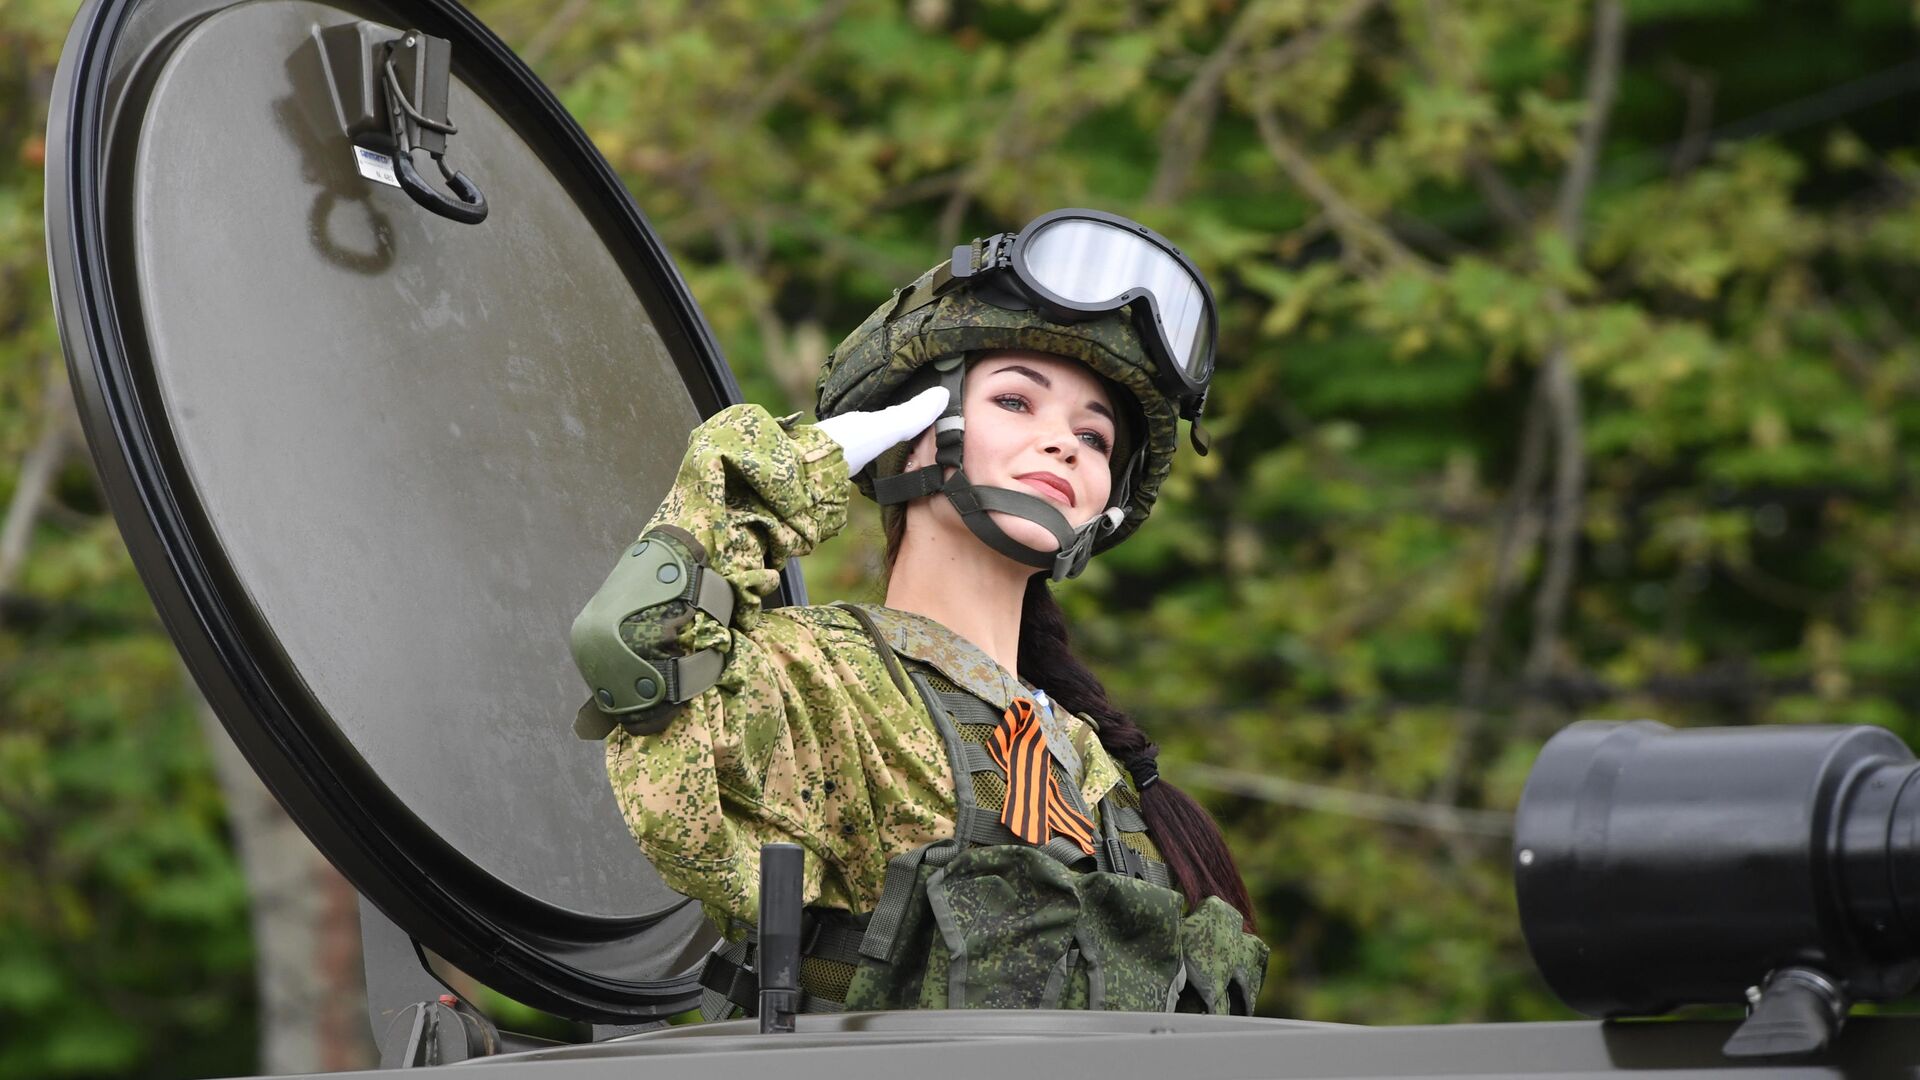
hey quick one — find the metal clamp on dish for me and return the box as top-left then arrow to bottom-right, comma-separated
378,31 -> 488,225
570,526 -> 735,739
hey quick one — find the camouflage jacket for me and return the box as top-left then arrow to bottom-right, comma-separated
603,403 -> 1137,931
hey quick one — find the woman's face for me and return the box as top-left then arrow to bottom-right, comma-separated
909,351 -> 1118,555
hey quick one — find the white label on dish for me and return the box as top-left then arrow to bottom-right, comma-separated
354,146 -> 400,188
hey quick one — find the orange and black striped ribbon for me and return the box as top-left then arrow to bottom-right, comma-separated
987,697 -> 1096,854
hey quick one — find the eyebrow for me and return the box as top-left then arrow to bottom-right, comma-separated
992,364 -> 1117,424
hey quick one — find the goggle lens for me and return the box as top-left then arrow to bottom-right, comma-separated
1021,218 -> 1211,382
1186,309 -> 1212,381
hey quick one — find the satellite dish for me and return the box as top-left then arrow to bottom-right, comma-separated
44,0 -> 793,1022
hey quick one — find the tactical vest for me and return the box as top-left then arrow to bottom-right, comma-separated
698,605 -> 1268,1017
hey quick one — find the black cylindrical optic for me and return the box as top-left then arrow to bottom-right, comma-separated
1514,721 -> 1920,1016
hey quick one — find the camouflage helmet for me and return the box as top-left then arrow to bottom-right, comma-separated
815,258 -> 1186,575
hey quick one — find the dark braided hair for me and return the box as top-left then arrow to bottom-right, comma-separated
884,513 -> 1257,931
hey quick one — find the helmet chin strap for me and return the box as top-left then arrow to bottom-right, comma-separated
871,355 -> 1133,582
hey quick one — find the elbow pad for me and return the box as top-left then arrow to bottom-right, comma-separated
570,525 -> 735,739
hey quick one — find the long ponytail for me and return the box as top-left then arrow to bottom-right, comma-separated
883,514 -> 1257,930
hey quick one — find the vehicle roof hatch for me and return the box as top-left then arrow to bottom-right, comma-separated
43,0 -> 781,1022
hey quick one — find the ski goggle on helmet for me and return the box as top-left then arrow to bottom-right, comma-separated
949,208 -> 1217,428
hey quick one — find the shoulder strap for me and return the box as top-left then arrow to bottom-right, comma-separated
1094,789 -> 1172,888
833,602 -> 912,698
860,837 -> 958,963
1096,791 -> 1145,882
904,668 -> 982,824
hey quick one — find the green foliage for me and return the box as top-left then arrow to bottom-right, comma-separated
0,526 -> 257,1076
4,0 -> 1920,1071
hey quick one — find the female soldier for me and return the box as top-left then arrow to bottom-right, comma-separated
571,209 -> 1268,1015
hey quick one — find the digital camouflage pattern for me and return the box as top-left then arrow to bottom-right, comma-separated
841,844 -> 1266,1013
602,404 -> 1135,927
1074,869 -> 1191,1011
924,846 -> 1187,1011
813,261 -> 1182,554
1179,896 -> 1273,1015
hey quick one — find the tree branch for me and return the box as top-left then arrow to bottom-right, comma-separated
691,188 -> 819,412
1413,0 -> 1533,235
0,366 -> 75,595
663,0 -> 859,191
935,92 -> 1100,240
1551,0 -> 1627,248
1467,157 -> 1533,233
1178,762 -> 1513,838
935,105 -> 1029,242
934,175 -> 977,245
1662,59 -> 1717,175
1252,105 -> 1432,273
520,0 -> 593,67
1150,0 -> 1384,206
873,167 -> 969,211
1249,0 -> 1385,75
735,0 -> 858,130
1146,5 -> 1262,206
1520,340 -> 1587,707
1520,0 -> 1626,728
1435,375 -> 1551,805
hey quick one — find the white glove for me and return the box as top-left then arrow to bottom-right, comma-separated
813,387 -> 950,474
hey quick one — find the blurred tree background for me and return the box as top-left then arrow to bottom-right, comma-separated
5,0 -> 1920,1074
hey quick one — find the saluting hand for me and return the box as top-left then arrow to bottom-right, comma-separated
813,387 -> 950,473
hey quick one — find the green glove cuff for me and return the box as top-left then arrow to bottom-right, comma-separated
570,526 -> 735,738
